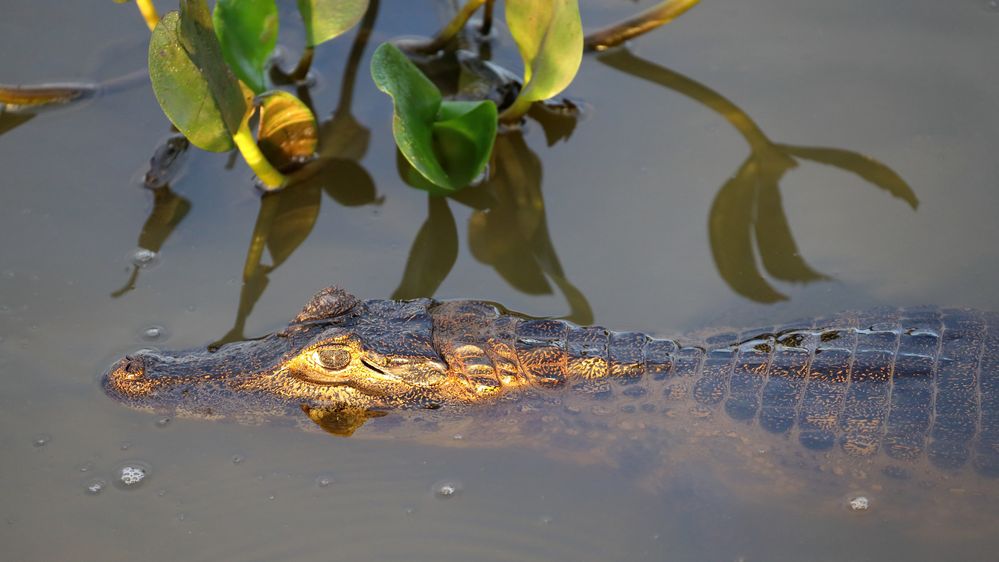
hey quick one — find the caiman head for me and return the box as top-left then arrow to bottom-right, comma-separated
103,287 -> 467,435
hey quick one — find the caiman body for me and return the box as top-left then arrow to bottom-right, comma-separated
105,287 -> 999,483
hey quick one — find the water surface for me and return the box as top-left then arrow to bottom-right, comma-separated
2,0 -> 998,560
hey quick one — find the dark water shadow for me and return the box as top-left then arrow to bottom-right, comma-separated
597,48 -> 917,303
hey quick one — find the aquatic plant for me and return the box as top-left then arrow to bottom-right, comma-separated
116,0 -> 697,191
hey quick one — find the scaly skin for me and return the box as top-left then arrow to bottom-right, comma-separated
104,286 -> 999,477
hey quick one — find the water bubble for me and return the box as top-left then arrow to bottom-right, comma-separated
316,475 -> 335,488
155,417 -> 171,428
141,325 -> 168,342
404,506 -> 416,515
85,479 -> 107,495
847,495 -> 870,512
131,249 -> 159,268
115,462 -> 151,489
157,489 -> 167,497
231,454 -> 245,465
539,515 -> 554,526
120,441 -> 132,451
432,480 -> 462,499
76,462 -> 94,473
31,434 -> 51,447
268,495 -> 276,501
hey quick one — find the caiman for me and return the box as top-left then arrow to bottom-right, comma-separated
104,286 -> 999,504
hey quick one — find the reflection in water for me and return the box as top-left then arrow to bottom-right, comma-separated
598,48 -> 918,303
110,184 -> 192,298
0,111 -> 36,137
391,129 -> 593,324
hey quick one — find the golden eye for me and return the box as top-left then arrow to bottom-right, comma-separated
316,348 -> 351,371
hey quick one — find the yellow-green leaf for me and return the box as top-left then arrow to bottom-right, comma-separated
297,0 -> 368,47
501,0 -> 583,120
149,2 -> 247,152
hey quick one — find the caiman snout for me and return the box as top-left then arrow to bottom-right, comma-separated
103,354 -> 157,400
119,355 -> 145,380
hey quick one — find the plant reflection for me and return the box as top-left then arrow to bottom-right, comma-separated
598,48 -> 917,303
111,135 -> 192,298
392,129 -> 593,325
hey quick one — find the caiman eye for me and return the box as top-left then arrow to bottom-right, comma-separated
316,348 -> 351,371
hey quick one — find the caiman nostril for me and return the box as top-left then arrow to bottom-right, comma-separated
121,355 -> 144,380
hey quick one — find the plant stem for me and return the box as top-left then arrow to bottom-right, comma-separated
584,0 -> 700,52
480,0 -> 494,35
232,118 -> 286,190
336,0 -> 380,114
497,94 -> 534,123
409,0 -> 486,55
136,0 -> 160,32
289,46 -> 315,83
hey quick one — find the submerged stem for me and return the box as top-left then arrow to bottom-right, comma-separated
136,0 -> 160,32
408,0 -> 486,55
584,0 -> 700,52
233,119 -> 286,190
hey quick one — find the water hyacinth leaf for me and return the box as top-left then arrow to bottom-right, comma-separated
433,100 -> 497,187
502,0 -> 583,119
297,0 -> 369,47
257,90 -> 318,171
213,0 -> 279,93
371,43 -> 496,192
149,4 -> 247,152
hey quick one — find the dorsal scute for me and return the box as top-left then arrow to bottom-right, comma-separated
293,286 -> 361,324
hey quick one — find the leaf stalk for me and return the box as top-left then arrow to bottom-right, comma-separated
584,0 -> 700,52
136,0 -> 161,32
233,118 -> 286,190
408,0 -> 486,54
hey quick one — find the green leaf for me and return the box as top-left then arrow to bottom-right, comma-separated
502,0 -> 583,119
256,90 -> 318,171
149,2 -> 247,152
297,0 -> 369,47
371,42 -> 497,192
213,0 -> 279,93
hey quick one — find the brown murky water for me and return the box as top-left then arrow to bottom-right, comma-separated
2,0 -> 999,560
